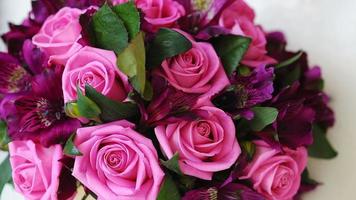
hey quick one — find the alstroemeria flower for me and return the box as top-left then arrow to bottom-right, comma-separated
177,0 -> 234,32
182,183 -> 264,200
0,52 -> 32,94
270,83 -> 315,148
213,65 -> 274,120
2,66 -> 81,146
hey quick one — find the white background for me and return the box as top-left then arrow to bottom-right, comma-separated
1,0 -> 356,199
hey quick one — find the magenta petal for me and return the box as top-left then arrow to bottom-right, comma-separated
22,40 -> 46,74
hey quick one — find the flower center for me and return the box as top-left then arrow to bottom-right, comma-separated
234,84 -> 249,109
206,187 -> 218,200
18,174 -> 32,191
278,174 -> 290,188
197,121 -> 212,138
104,149 -> 127,172
108,153 -> 121,166
0,64 -> 30,93
36,98 -> 63,127
16,96 -> 66,132
193,0 -> 213,11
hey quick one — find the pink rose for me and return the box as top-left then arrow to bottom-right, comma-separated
219,0 -> 275,67
155,30 -> 229,100
32,7 -> 83,65
112,0 -> 185,32
9,140 -> 63,200
155,105 -> 241,180
240,141 -> 307,200
62,46 -> 130,103
72,120 -> 164,200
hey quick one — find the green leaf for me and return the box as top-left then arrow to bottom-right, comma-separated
301,169 -> 319,185
0,121 -> 10,151
157,173 -> 181,200
308,125 -> 337,159
249,107 -> 278,132
276,51 -> 303,69
117,32 -> 147,97
112,2 -> 140,40
147,28 -> 192,68
142,80 -> 153,101
211,35 -> 251,75
92,4 -> 128,54
241,141 -> 256,161
63,133 -> 82,156
280,66 -> 301,87
85,84 -> 139,122
76,86 -> 102,119
161,153 -> 182,175
0,155 -> 12,195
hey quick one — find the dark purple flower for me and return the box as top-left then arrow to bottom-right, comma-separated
1,21 -> 41,59
213,65 -> 274,119
22,39 -> 47,74
146,85 -> 199,125
78,6 -> 98,47
30,0 -> 105,24
177,0 -> 234,34
271,83 -> 315,148
195,26 -> 230,40
0,52 -> 32,94
2,66 -> 80,146
304,92 -> 334,128
65,0 -> 106,9
57,157 -> 78,200
265,31 -> 334,138
30,0 -> 63,24
265,32 -> 309,91
182,183 -> 264,200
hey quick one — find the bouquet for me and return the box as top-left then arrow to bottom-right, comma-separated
0,0 -> 337,199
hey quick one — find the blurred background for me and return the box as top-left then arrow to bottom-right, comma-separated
1,0 -> 356,199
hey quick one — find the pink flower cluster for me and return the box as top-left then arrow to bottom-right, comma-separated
0,0 -> 335,200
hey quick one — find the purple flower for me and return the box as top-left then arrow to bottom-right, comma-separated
1,21 -> 41,59
78,6 -> 98,47
65,0 -> 106,9
177,0 -> 234,34
30,0 -> 105,24
213,65 -> 274,119
146,76 -> 199,125
304,91 -> 334,128
2,66 -> 80,146
300,67 -> 335,127
22,40 -> 47,74
182,183 -> 264,200
263,31 -> 335,148
0,52 -> 32,94
271,83 -> 316,148
30,0 -> 63,24
265,32 -> 309,91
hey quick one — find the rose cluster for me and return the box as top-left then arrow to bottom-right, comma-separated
0,0 -> 336,200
